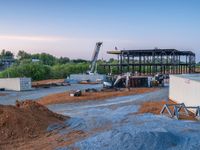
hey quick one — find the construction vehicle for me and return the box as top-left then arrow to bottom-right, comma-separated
103,73 -> 131,88
154,73 -> 165,87
104,73 -> 167,88
87,42 -> 103,75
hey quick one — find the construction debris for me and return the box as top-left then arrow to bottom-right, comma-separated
85,88 -> 98,92
160,103 -> 200,120
69,90 -> 82,97
32,79 -> 69,88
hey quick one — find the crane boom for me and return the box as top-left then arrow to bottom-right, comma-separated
88,42 -> 102,74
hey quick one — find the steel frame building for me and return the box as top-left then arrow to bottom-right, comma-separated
101,49 -> 196,75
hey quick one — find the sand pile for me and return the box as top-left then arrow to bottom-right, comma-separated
0,100 -> 68,145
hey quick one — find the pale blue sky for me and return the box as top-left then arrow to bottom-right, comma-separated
0,0 -> 200,60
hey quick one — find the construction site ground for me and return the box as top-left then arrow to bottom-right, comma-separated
1,84 -> 200,149
0,84 -> 103,105
37,88 -> 158,105
32,79 -> 65,87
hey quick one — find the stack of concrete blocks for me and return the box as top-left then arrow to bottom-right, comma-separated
0,78 -> 32,91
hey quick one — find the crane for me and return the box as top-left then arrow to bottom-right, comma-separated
87,42 -> 102,75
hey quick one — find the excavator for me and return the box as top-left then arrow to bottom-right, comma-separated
103,73 -> 131,89
87,42 -> 103,75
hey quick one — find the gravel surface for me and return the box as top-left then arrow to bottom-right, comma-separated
2,85 -> 200,150
48,87 -> 200,150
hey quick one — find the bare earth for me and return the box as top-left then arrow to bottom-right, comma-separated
137,100 -> 197,120
0,100 -> 69,150
32,79 -> 65,87
37,88 -> 159,105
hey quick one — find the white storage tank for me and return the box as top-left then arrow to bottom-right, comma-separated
0,78 -> 32,91
169,74 -> 200,106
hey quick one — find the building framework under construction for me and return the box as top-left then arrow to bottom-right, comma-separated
101,49 -> 196,75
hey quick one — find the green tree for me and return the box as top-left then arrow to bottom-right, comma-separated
0,62 -> 51,80
32,53 -> 57,66
58,57 -> 70,64
17,50 -> 31,60
0,49 -> 14,59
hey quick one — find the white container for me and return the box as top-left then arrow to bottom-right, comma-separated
169,74 -> 200,107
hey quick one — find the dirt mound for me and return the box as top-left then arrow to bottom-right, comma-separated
32,79 -> 65,88
0,100 -> 69,145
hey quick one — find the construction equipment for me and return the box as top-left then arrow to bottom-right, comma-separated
103,75 -> 114,88
87,42 -> 102,75
103,73 -> 131,88
154,73 -> 164,87
69,90 -> 82,97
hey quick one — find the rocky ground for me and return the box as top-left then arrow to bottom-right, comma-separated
48,87 -> 200,150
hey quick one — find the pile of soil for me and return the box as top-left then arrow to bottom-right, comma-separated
32,79 -> 65,87
138,100 -> 197,120
0,100 -> 69,145
38,88 -> 158,105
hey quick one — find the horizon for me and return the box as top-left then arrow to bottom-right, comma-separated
0,0 -> 200,61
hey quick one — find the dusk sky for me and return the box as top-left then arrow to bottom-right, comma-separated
0,0 -> 200,61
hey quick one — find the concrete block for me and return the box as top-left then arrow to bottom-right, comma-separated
0,78 -> 32,91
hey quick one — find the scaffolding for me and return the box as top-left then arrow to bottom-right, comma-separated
101,49 -> 196,75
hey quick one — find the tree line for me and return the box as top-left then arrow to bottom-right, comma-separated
0,50 -> 94,80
